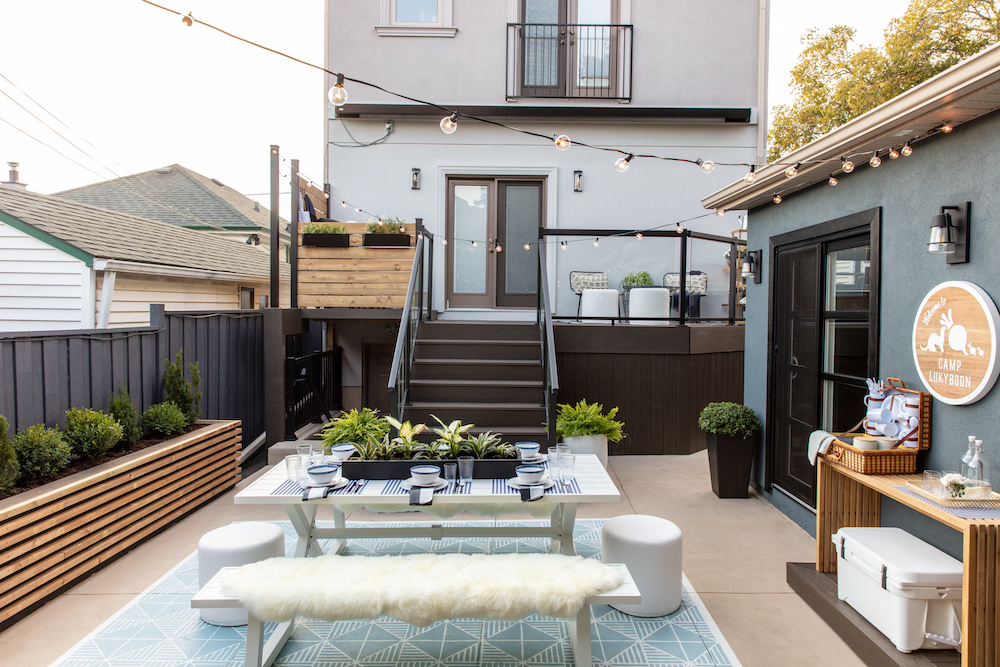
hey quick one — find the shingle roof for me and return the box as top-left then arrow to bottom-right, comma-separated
53,164 -> 286,232
0,187 -> 289,279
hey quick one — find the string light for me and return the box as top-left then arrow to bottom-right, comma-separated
697,159 -> 715,174
784,163 -> 800,179
554,134 -> 571,151
828,175 -> 838,186
181,13 -> 194,26
440,113 -> 459,134
561,241 -> 567,249
869,152 -> 882,168
614,154 -> 633,172
328,73 -> 348,106
744,165 -> 756,183
417,232 -> 423,239
716,209 -> 726,217
495,244 -> 503,253
471,240 -> 477,247
524,243 -> 531,250
341,202 -> 347,208
354,207 -> 361,212
841,157 -> 855,173
442,238 -> 448,245
772,194 -> 782,204
940,123 -> 953,133
593,238 -> 600,247
901,142 -> 913,156
676,224 -> 684,233
888,147 -> 900,160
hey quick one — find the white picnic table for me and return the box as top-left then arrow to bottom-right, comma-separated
235,453 -> 620,557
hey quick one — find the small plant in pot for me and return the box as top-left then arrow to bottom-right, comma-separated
619,271 -> 654,293
555,400 -> 624,468
697,401 -> 760,498
302,221 -> 349,247
321,408 -> 390,455
363,215 -> 411,247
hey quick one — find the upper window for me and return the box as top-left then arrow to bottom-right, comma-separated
378,0 -> 456,36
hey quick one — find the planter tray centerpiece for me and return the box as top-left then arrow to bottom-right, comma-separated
301,221 -> 350,247
362,215 -> 411,247
324,412 -> 523,480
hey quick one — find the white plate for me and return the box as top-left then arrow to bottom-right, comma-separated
400,478 -> 449,491
519,453 -> 546,462
507,476 -> 556,490
305,477 -> 349,490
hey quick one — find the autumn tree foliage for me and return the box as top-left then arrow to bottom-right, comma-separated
768,0 -> 1000,161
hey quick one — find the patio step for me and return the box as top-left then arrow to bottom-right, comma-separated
411,358 -> 541,381
406,402 -> 547,429
414,338 -> 541,361
409,378 -> 544,403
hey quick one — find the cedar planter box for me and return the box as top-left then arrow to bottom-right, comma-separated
302,233 -> 350,247
362,234 -> 411,247
0,419 -> 241,630
342,458 -> 521,480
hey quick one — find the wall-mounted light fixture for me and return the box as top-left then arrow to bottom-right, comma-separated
741,249 -> 762,284
928,202 -> 970,264
573,170 -> 583,192
411,168 -> 420,190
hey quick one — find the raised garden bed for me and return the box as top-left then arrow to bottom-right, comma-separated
0,419 -> 241,630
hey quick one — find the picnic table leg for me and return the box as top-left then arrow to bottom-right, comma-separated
568,603 -> 593,667
284,505 -> 323,557
559,504 -> 579,556
331,506 -> 348,555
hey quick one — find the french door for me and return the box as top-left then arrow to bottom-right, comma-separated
770,224 -> 878,506
445,178 -> 543,309
519,0 -> 620,98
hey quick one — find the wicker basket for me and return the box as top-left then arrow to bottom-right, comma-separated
824,435 -> 919,475
905,481 -> 1000,508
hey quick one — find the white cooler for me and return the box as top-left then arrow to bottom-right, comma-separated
832,527 -> 962,653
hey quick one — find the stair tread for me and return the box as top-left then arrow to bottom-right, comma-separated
418,339 -> 539,345
408,402 -> 546,409
413,358 -> 541,365
410,379 -> 543,386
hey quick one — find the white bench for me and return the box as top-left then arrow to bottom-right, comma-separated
191,563 -> 639,667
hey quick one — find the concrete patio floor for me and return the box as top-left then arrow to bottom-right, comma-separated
0,452 -> 865,667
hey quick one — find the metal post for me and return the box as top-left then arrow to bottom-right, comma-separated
678,230 -> 688,327
290,159 -> 299,308
728,241 -> 738,325
269,145 -> 280,308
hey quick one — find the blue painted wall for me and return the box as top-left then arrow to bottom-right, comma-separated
745,109 -> 1000,559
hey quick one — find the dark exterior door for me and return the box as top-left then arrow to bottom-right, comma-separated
496,181 -> 541,307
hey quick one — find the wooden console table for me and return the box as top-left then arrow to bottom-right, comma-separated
816,456 -> 1000,666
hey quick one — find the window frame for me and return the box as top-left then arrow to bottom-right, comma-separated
377,0 -> 456,37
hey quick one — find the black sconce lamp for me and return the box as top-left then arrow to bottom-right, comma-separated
741,249 -> 762,284
928,202 -> 970,264
411,168 -> 420,190
573,170 -> 583,192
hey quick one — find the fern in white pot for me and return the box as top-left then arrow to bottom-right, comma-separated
555,400 -> 625,468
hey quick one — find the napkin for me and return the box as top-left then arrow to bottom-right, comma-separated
409,486 -> 434,505
520,485 -> 545,501
302,486 -> 329,501
808,430 -> 836,466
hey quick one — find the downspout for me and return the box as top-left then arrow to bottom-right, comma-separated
756,0 -> 770,166
97,270 -> 117,328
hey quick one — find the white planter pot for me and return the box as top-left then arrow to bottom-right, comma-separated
564,434 -> 609,468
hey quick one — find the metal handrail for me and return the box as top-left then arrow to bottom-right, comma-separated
387,234 -> 425,420
537,244 -> 560,447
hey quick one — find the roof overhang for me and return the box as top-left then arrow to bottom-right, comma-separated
703,42 -> 1000,212
93,259 -> 289,283
337,104 -> 752,123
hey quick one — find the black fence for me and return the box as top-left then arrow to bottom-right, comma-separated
0,305 -> 265,445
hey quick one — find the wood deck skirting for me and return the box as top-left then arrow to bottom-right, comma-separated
0,419 -> 241,630
297,222 -> 416,308
554,324 -> 745,455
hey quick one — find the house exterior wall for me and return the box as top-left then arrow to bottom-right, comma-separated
326,0 -> 764,316
744,108 -> 1000,559
0,221 -> 93,332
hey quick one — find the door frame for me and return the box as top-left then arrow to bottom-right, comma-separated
764,207 -> 881,500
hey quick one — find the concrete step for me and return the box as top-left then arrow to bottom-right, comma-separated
409,378 -> 544,403
414,338 -> 541,361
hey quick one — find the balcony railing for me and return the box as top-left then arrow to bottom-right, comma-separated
506,23 -> 632,101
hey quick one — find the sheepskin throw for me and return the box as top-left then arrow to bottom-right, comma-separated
218,553 -> 623,626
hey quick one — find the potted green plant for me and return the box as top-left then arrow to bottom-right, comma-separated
320,408 -> 390,453
555,400 -> 625,468
697,401 -> 760,498
302,221 -> 349,247
619,271 -> 653,292
362,215 -> 411,247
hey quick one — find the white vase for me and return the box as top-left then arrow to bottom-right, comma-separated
564,434 -> 609,468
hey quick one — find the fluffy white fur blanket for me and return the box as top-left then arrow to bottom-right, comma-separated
218,553 -> 623,626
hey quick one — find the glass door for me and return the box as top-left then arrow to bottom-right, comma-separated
496,182 -> 541,307
568,0 -> 618,97
520,0 -> 567,98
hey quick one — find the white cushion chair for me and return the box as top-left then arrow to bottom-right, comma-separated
627,287 -> 671,324
198,522 -> 286,626
601,515 -> 682,616
570,271 -> 610,317
579,288 -> 620,323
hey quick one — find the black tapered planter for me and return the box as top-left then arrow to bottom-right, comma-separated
706,432 -> 755,498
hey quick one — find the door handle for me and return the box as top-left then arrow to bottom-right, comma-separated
570,39 -> 575,45
488,238 -> 494,253
560,39 -> 565,44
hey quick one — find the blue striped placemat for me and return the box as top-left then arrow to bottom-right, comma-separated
491,478 -> 581,495
270,479 -> 369,497
895,486 -> 1000,519
382,479 -> 472,495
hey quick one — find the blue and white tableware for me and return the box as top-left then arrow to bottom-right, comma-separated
515,442 -> 541,459
515,464 -> 545,485
410,465 -> 441,486
307,463 -> 340,486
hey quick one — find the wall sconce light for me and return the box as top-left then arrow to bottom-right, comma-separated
573,170 -> 583,192
741,249 -> 762,284
411,168 -> 420,190
928,202 -> 970,264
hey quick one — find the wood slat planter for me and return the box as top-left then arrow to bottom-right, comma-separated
0,419 -> 241,629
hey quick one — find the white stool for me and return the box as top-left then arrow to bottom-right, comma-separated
628,288 -> 671,324
579,288 -> 620,323
601,515 -> 682,616
198,522 -> 285,626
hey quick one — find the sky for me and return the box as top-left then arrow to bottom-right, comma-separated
0,0 -> 914,214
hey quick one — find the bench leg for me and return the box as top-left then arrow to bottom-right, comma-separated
568,604 -> 592,667
245,615 -> 294,667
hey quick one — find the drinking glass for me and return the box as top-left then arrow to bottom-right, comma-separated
560,454 -> 576,481
312,443 -> 326,464
458,456 -> 474,485
547,446 -> 560,478
296,444 -> 312,482
444,462 -> 457,484
922,470 -> 942,493
285,454 -> 300,480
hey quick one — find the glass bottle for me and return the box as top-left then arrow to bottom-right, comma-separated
961,436 -> 977,479
966,440 -> 988,484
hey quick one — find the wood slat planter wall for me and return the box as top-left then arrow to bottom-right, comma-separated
0,419 -> 241,630
297,222 -> 415,308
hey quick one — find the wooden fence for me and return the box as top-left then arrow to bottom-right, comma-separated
0,306 -> 264,443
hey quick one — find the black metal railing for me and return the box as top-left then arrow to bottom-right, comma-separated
537,244 -> 560,447
506,23 -> 632,100
387,228 -> 429,420
284,347 -> 342,438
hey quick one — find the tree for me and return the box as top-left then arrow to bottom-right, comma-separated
768,0 -> 1000,161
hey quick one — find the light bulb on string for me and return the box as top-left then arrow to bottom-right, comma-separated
181,13 -> 194,26
841,157 -> 855,173
614,153 -> 634,172
440,113 -> 459,134
869,152 -> 882,168
635,232 -> 643,239
471,240 -> 477,247
495,244 -> 503,253
772,194 -> 782,204
828,175 -> 838,186
676,224 -> 684,233
560,241 -> 567,249
328,74 -> 348,107
716,209 -> 726,217
941,123 -> 953,133
524,243 -> 531,250
355,207 -> 361,212
554,134 -> 571,151
417,232 -> 423,240
744,165 -> 756,183
784,163 -> 800,179
593,238 -> 600,247
901,142 -> 913,157
442,238 -> 448,246
889,147 -> 900,160
341,202 -> 347,208
698,159 -> 715,174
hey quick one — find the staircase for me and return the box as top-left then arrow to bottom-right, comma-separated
404,320 -> 547,441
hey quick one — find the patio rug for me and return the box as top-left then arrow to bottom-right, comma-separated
51,519 -> 742,667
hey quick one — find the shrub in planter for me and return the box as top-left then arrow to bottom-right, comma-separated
164,349 -> 202,426
64,408 -> 123,458
698,401 -> 761,498
13,424 -> 71,482
556,400 -> 625,468
142,402 -> 188,437
0,415 -> 18,492
697,402 -> 759,438
321,408 -> 390,453
109,381 -> 141,447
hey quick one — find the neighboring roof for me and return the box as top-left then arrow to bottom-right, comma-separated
54,164 -> 287,233
0,187 -> 289,280
702,42 -> 1000,212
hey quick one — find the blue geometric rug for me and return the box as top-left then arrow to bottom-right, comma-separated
51,520 -> 741,667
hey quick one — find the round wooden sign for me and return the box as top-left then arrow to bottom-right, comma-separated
911,281 -> 1000,405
